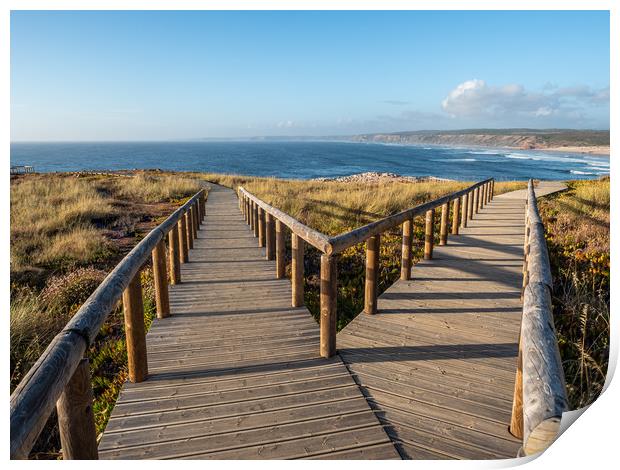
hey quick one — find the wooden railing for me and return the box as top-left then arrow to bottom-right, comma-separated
10,189 -> 207,460
509,180 -> 568,455
238,178 -> 495,358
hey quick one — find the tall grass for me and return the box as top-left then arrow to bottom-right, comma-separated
10,176 -> 116,280
538,178 -> 610,409
10,172 -> 205,458
115,174 -> 201,203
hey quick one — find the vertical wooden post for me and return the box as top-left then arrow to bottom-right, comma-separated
364,235 -> 380,314
451,198 -> 460,235
488,182 -> 492,203
193,203 -> 200,234
57,358 -> 98,460
185,211 -> 193,250
265,213 -> 275,260
178,218 -> 188,263
510,337 -> 524,439
168,228 -> 181,284
478,186 -> 484,211
253,203 -> 259,238
400,219 -> 413,280
490,180 -> 495,200
249,200 -> 254,230
461,193 -> 468,228
291,234 -> 304,307
122,274 -> 148,383
468,190 -> 474,219
152,239 -> 170,319
320,254 -> 337,358
482,184 -> 487,208
473,188 -> 479,215
275,220 -> 286,278
258,208 -> 266,247
424,209 -> 434,260
439,202 -> 449,245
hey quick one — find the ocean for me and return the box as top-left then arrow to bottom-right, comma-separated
9,141 -> 610,181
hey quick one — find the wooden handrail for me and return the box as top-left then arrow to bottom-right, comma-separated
326,178 -> 493,254
10,189 -> 207,460
238,187 -> 332,253
510,179 -> 568,455
237,178 -> 495,360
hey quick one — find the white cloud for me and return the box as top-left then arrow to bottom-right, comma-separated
441,79 -> 609,124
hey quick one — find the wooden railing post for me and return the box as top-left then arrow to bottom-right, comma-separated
490,180 -> 495,200
451,197 -> 460,235
275,220 -> 286,278
56,358 -> 98,460
122,274 -> 148,383
400,219 -> 413,280
439,202 -> 449,245
168,228 -> 181,284
265,213 -> 275,260
468,190 -> 474,219
478,186 -> 484,211
291,234 -> 304,307
185,210 -> 193,250
253,203 -> 259,238
258,208 -> 266,247
152,240 -> 170,318
510,337 -> 524,439
461,193 -> 468,228
364,235 -> 380,314
424,209 -> 435,260
473,187 -> 479,215
178,218 -> 188,263
193,203 -> 199,235
482,184 -> 487,208
320,254 -> 337,358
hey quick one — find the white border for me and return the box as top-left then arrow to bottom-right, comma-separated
2,2 -> 616,469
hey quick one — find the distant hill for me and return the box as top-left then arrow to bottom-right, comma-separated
349,129 -> 610,154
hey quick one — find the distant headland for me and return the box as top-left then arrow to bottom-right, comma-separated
346,128 -> 610,155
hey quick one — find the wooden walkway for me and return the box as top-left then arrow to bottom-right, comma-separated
99,181 -> 565,460
337,181 -> 566,459
98,184 -> 399,460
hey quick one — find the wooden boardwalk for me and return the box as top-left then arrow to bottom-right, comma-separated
99,181 -> 565,460
337,181 -> 566,459
98,184 -> 399,460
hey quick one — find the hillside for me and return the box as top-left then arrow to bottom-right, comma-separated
349,129 -> 610,154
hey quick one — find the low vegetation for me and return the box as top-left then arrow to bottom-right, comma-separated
10,171 -> 201,458
538,178 -> 610,408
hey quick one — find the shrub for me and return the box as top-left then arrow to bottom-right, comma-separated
41,267 -> 108,315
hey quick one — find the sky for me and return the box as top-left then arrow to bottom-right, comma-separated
10,10 -> 610,141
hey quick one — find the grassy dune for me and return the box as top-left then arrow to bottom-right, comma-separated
538,178 -> 610,408
10,172 -> 202,458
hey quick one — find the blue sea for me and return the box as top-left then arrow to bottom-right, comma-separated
9,141 -> 610,181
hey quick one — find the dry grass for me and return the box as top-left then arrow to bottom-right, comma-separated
203,173 -> 527,235
10,172 -> 204,458
115,174 -> 201,203
538,178 -> 610,408
10,176 -> 116,277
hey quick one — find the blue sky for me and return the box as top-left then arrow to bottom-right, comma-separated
11,10 -> 610,141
